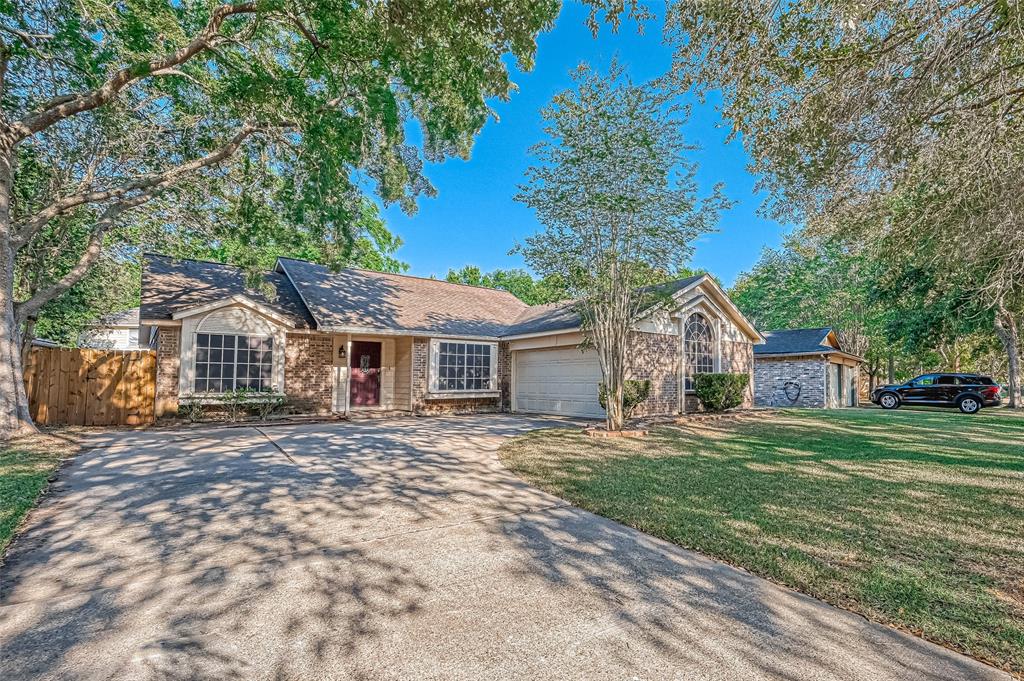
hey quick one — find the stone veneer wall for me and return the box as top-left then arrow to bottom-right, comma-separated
721,338 -> 755,408
409,337 -> 508,414
155,327 -> 181,418
284,333 -> 333,413
626,331 -> 680,417
753,357 -> 827,408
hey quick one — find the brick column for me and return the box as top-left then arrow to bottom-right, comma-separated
498,341 -> 511,412
284,333 -> 334,413
155,327 -> 181,418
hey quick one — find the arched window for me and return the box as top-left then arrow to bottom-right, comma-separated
684,313 -> 714,390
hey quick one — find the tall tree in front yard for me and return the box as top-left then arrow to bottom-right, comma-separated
0,0 -> 646,439
515,62 -> 727,431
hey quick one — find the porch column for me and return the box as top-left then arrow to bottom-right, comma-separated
344,333 -> 352,416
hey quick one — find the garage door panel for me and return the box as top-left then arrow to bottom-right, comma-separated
514,348 -> 605,418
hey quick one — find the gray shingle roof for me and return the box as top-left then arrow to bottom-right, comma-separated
91,307 -> 140,327
141,255 -> 718,340
754,327 -> 837,355
504,301 -> 582,336
503,274 -> 706,337
141,254 -> 316,328
642,274 -> 707,297
276,258 -> 529,338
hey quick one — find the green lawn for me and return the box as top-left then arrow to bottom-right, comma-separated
500,408 -> 1024,676
0,434 -> 77,556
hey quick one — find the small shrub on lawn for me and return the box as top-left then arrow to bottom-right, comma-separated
694,373 -> 748,412
598,379 -> 652,418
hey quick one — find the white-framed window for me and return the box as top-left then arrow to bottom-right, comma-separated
194,333 -> 274,393
429,339 -> 498,393
684,313 -> 714,391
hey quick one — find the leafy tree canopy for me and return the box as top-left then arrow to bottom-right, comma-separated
445,265 -> 564,306
0,0 -> 649,435
515,60 -> 727,429
668,0 -> 1024,403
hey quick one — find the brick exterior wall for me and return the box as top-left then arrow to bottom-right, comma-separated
722,338 -> 755,408
284,333 -> 333,413
155,327 -> 181,417
410,337 -> 508,414
626,332 -> 680,417
754,357 -> 827,408
620,333 -> 755,415
498,342 -> 512,412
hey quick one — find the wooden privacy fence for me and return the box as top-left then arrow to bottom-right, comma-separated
23,347 -> 157,426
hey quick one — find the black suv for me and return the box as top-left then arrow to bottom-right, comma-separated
870,373 -> 1002,414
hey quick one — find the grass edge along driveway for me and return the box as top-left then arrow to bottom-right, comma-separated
499,408 -> 1024,677
0,433 -> 78,556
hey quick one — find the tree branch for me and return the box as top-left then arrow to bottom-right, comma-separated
12,2 -> 259,142
13,189 -> 154,322
12,124 -> 268,248
0,23 -> 54,49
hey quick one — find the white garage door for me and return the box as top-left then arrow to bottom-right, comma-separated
514,347 -> 605,418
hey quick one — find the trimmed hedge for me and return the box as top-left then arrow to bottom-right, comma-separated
598,379 -> 652,418
693,373 -> 748,412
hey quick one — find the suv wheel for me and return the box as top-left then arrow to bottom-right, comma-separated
879,393 -> 900,410
958,396 -> 981,414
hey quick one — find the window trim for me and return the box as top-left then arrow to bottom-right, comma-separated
192,332 -> 275,394
428,338 -> 499,395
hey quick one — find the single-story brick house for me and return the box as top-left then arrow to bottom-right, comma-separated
753,327 -> 864,408
139,254 -> 764,419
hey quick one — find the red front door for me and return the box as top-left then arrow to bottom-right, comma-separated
350,341 -> 382,407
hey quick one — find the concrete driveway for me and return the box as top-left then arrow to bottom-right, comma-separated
0,415 -> 1008,680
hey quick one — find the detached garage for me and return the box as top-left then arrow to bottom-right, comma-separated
753,327 -> 864,408
513,346 -> 604,418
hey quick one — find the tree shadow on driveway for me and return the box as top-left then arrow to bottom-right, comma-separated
0,415 -> 1009,680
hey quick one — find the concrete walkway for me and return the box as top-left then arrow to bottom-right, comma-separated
0,415 -> 1008,680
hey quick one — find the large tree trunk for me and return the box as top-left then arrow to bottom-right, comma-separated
994,305 -> 1021,409
0,140 -> 36,440
0,275 -> 34,439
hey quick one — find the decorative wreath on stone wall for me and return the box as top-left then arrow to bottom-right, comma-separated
783,381 -> 802,403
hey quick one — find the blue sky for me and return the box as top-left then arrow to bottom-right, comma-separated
381,2 -> 791,288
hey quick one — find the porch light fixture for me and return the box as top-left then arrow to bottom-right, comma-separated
338,345 -> 347,360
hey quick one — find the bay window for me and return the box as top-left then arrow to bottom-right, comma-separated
194,333 -> 274,393
429,339 -> 497,393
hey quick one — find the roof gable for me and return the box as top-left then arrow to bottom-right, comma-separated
140,254 -> 316,328
666,276 -> 764,343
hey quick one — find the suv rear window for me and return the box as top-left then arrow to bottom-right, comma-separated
959,376 -> 995,385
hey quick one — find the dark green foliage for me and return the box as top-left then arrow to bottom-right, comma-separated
693,373 -> 747,412
598,379 -> 651,417
445,265 -> 566,305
